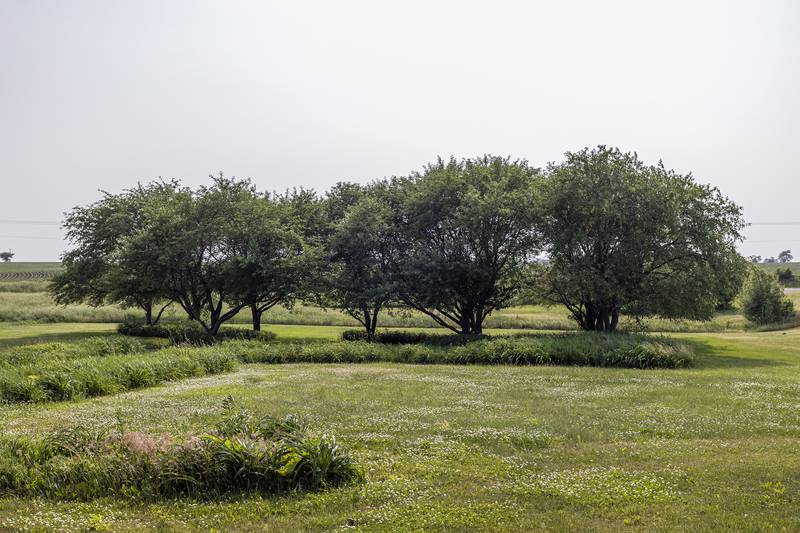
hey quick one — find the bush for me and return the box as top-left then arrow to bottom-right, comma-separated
118,320 -> 277,345
232,333 -> 693,369
739,269 -> 795,325
777,268 -> 795,285
0,408 -> 361,500
340,329 -> 484,346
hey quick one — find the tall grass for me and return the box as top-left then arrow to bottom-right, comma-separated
0,280 -> 51,293
0,407 -> 361,500
0,346 -> 237,403
0,336 -> 160,366
225,334 -> 693,369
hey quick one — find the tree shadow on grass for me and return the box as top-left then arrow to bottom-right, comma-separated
682,338 -> 787,370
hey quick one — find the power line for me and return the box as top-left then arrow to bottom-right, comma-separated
0,235 -> 64,240
0,219 -> 61,226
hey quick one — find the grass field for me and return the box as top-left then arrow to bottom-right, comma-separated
0,262 -> 799,530
0,322 -> 796,530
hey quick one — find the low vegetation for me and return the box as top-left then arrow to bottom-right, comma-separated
739,268 -> 795,325
0,345 -> 236,403
234,334 -> 693,369
118,321 -> 277,345
0,325 -> 797,530
0,405 -> 360,501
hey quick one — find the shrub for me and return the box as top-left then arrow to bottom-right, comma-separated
340,329 -> 484,346
0,409 -> 361,500
738,269 -> 795,325
118,320 -> 276,345
777,268 -> 795,285
232,333 -> 692,369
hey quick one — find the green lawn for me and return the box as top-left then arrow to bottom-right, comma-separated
0,321 -> 797,530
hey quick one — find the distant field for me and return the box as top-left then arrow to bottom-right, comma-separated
756,261 -> 800,273
757,262 -> 800,287
0,262 -> 61,280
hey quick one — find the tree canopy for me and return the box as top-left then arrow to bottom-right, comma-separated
538,146 -> 746,332
52,147 -> 754,337
392,156 -> 542,334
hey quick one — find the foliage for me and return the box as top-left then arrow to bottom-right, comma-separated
323,183 -> 399,337
341,329 -> 484,346
777,250 -> 793,263
0,409 -> 360,500
223,189 -> 318,332
539,146 -> 746,332
51,181 -> 182,325
233,334 -> 693,369
0,251 -> 13,262
393,156 -> 542,334
738,268 -> 795,325
118,320 -> 276,345
776,268 -> 795,285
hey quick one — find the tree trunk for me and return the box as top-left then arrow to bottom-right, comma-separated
609,308 -> 619,332
143,303 -> 153,325
251,304 -> 262,332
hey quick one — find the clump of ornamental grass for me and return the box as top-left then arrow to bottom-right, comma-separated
0,404 -> 361,500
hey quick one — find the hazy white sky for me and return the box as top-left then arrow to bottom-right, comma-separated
1,0 -> 798,261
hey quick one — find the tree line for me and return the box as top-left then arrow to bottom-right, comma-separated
52,146 -> 747,336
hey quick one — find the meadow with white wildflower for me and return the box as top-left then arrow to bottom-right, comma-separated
0,323 -> 797,530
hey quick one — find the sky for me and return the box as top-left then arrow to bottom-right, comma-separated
1,0 -> 798,261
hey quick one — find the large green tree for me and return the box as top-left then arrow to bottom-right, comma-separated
51,181 -> 182,324
539,146 -> 746,332
394,156 -> 542,334
118,175 -> 260,335
324,184 -> 399,338
223,192 -> 315,331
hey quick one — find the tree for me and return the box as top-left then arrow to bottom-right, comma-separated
393,156 -> 542,334
324,185 -> 399,338
739,268 -> 795,324
223,192 -> 315,331
0,251 -> 13,262
777,268 -> 795,285
747,255 -> 762,264
778,250 -> 793,263
119,175 -> 256,335
539,146 -> 746,332
51,182 -> 181,324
